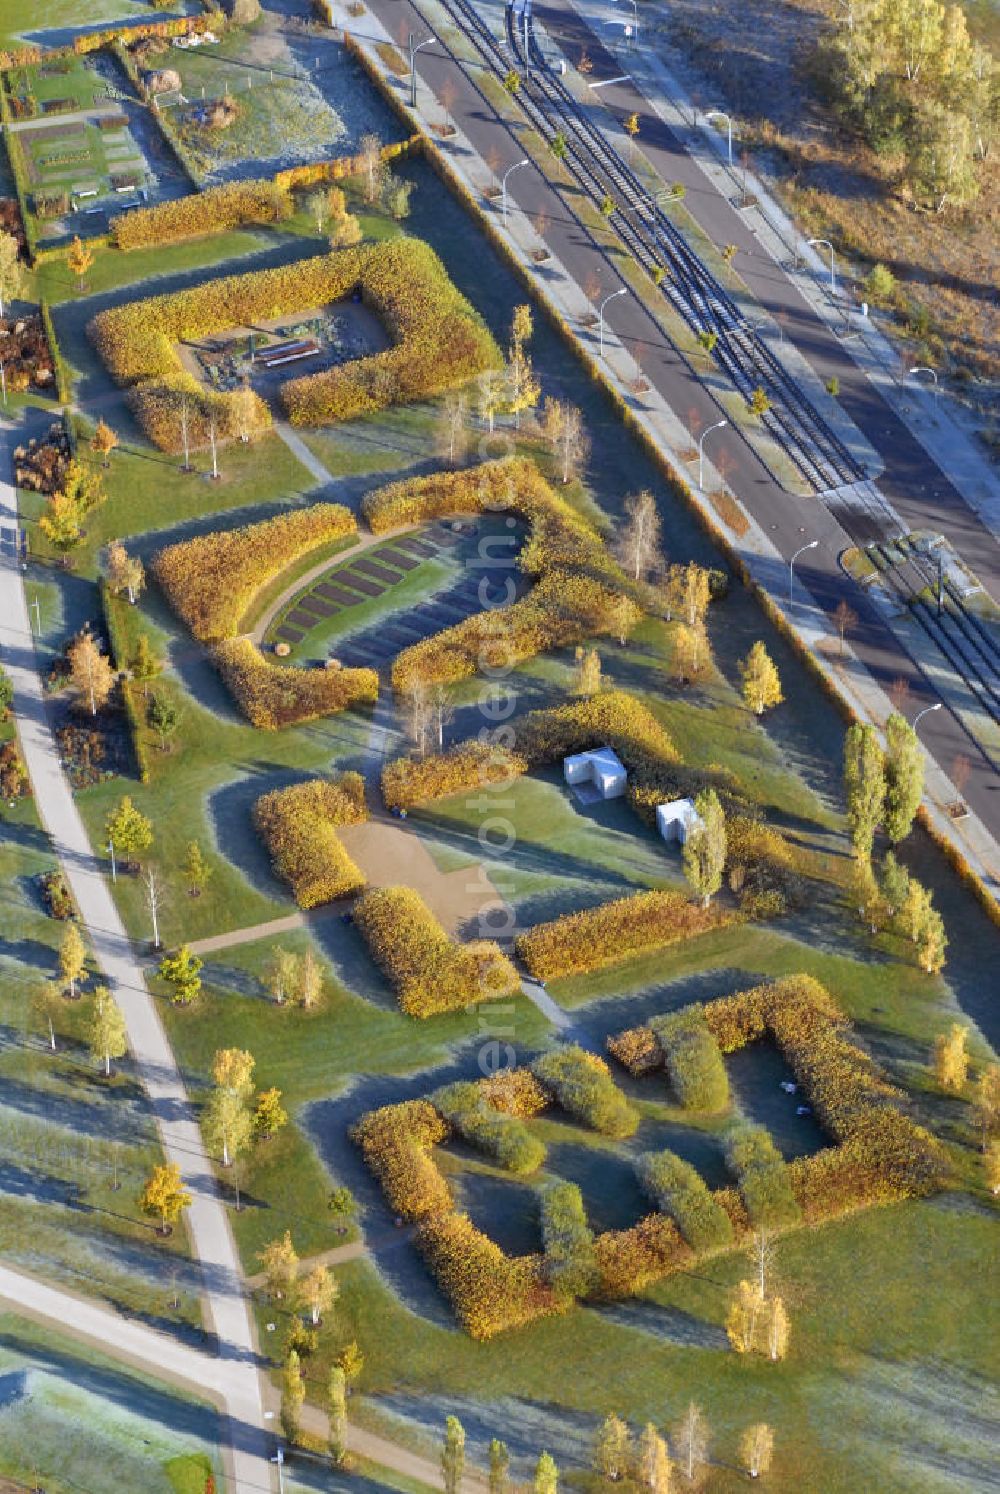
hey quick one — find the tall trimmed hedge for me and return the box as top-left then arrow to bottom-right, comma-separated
432,1081 -> 546,1174
650,1005 -> 730,1112
415,1210 -> 563,1341
350,1101 -> 451,1220
635,1150 -> 734,1251
516,891 -> 735,982
539,1181 -> 598,1298
254,775 -> 367,908
110,179 -> 294,250
353,885 -> 520,1017
531,1046 -> 638,1138
213,639 -> 377,729
88,240 -> 498,447
724,1125 -> 801,1230
152,503 -> 356,642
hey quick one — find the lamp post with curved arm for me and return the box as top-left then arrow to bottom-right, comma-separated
908,365 -> 939,401
704,108 -> 733,167
501,158 -> 530,227
697,419 -> 727,491
408,32 -> 433,110
808,237 -> 836,294
598,286 -> 626,359
789,539 -> 818,605
912,702 -> 943,732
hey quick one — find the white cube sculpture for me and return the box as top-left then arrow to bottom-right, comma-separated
562,747 -> 627,800
656,798 -> 703,844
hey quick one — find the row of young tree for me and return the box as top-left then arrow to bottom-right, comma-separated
842,716 -> 946,971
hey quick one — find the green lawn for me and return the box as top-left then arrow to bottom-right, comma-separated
7,53 -> 107,112
0,798 -> 199,1326
0,1313 -> 222,1494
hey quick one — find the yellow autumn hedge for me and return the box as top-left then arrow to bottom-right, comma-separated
350,1100 -> 452,1220
353,885 -> 519,1017
382,690 -> 677,811
253,774 -> 367,908
213,640 -> 377,729
110,180 -> 294,250
362,458 -> 640,693
88,242 -> 497,448
516,890 -> 735,981
415,1210 -> 564,1340
152,503 -> 356,641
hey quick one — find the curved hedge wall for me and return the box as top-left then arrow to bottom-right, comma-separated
433,1081 -> 546,1174
152,503 -> 356,642
532,1046 -> 639,1139
649,1004 -> 730,1112
214,639 -> 377,730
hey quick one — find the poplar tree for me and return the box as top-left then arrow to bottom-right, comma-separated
441,1415 -> 465,1494
683,789 -> 726,906
883,712 -> 923,843
843,723 -> 885,858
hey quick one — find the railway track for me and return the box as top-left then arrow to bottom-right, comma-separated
414,0 -> 1000,728
434,0 -> 897,516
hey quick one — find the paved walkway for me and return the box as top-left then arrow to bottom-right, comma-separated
2,104 -> 125,134
0,421 -> 273,1494
0,1259 -> 454,1492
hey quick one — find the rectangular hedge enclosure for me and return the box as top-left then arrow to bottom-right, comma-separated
87,240 -> 500,448
352,975 -> 945,1338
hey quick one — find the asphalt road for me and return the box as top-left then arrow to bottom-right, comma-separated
371,0 -> 1000,842
533,0 -> 1000,602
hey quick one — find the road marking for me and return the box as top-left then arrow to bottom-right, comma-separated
589,73 -> 630,88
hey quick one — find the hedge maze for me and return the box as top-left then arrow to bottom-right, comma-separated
351,976 -> 945,1339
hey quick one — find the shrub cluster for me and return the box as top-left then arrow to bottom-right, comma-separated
478,1067 -> 549,1117
214,640 -> 377,729
516,890 -> 734,981
539,1181 -> 598,1299
152,504 -> 356,641
605,1024 -> 661,1076
531,1046 -> 638,1138
110,179 -> 294,249
634,1150 -> 734,1252
382,689 -> 677,811
350,1101 -> 451,1221
253,775 -> 367,908
352,885 -> 520,1017
415,1211 -> 563,1341
649,1005 -> 730,1111
88,241 -> 497,447
432,1081 -> 546,1173
724,1125 -> 802,1230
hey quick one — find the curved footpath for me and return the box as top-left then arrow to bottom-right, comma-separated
0,420 -> 272,1493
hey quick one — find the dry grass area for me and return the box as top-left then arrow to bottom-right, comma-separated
649,0 -> 999,402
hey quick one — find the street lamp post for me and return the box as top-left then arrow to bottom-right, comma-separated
908,365 -> 939,401
912,702 -> 943,732
704,108 -> 733,167
408,32 -> 433,110
501,157 -> 529,227
617,0 -> 639,44
808,238 -> 836,294
598,286 -> 626,359
108,840 -> 116,885
789,539 -> 819,605
697,418 -> 727,490
272,1447 -> 285,1494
